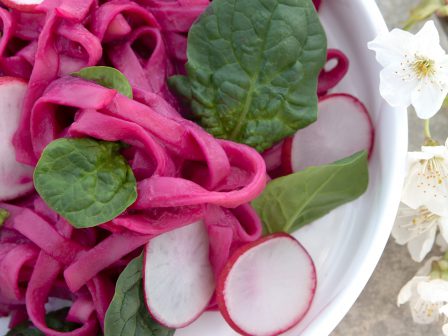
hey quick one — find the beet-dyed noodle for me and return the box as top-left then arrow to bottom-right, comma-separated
0,1 -> 269,334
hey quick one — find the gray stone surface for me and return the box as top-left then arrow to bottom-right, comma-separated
331,1 -> 448,335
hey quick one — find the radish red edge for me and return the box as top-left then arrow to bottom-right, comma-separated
312,0 -> 321,11
281,93 -> 375,174
281,137 -> 293,176
0,0 -> 43,12
216,233 -> 317,336
319,93 -> 375,159
142,221 -> 215,329
0,76 -> 27,86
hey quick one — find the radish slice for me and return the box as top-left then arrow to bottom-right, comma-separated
262,142 -> 283,173
0,0 -> 43,12
283,93 -> 374,173
217,233 -> 316,336
0,77 -> 34,201
143,220 -> 215,328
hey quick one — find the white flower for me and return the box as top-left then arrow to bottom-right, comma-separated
402,142 -> 448,217
398,257 -> 448,334
393,204 -> 448,262
368,20 -> 448,119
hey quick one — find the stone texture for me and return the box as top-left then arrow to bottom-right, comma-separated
331,1 -> 448,335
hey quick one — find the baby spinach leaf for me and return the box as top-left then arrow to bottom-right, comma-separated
5,322 -> 42,336
0,208 -> 9,227
252,151 -> 369,234
34,138 -> 137,229
73,66 -> 133,98
169,0 -> 327,152
6,308 -> 80,336
104,256 -> 175,336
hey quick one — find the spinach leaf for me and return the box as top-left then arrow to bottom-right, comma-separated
5,322 -> 42,336
104,256 -> 175,336
169,0 -> 327,152
252,151 -> 369,234
73,66 -> 133,98
6,308 -> 80,336
0,208 -> 9,227
34,138 -> 137,229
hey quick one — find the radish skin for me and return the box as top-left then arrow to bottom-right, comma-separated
283,93 -> 374,173
217,233 -> 317,336
0,0 -> 43,12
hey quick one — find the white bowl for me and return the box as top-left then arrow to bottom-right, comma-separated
176,0 -> 408,335
0,0 -> 407,335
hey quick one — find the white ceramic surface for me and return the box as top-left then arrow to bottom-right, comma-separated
0,0 -> 408,335
176,0 -> 408,335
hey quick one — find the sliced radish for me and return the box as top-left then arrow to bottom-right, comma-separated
262,141 -> 283,173
143,220 -> 215,328
0,77 -> 34,201
283,93 -> 374,173
217,233 -> 316,336
262,141 -> 287,179
0,0 -> 43,12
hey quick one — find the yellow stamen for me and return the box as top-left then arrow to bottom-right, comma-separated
412,56 -> 436,79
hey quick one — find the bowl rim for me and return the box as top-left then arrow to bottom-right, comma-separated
300,1 -> 408,335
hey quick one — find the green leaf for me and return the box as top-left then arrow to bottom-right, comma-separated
6,308 -> 80,336
169,0 -> 327,152
34,138 -> 137,229
402,0 -> 444,30
0,208 -> 9,227
73,66 -> 133,98
104,256 -> 175,336
6,322 -> 43,336
252,151 -> 369,234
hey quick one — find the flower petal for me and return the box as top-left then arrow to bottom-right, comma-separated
440,303 -> 448,316
415,21 -> 446,59
418,279 -> 448,302
409,296 -> 442,324
402,156 -> 448,216
379,64 -> 419,108
406,151 -> 435,176
422,145 -> 448,158
417,257 -> 442,276
407,225 -> 437,262
443,323 -> 448,336
438,217 -> 448,245
368,28 -> 414,67
437,55 -> 448,80
392,205 -> 425,244
398,276 -> 429,305
411,79 -> 448,119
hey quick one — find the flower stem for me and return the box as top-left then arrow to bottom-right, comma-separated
424,119 -> 432,139
423,119 -> 439,146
